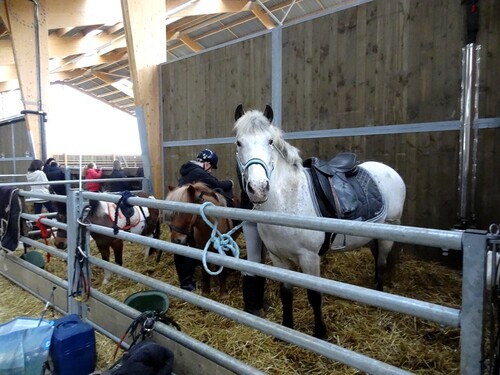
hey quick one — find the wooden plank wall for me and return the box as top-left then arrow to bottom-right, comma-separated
162,34 -> 272,190
161,0 -> 499,246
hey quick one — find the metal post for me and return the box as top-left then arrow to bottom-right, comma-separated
66,189 -> 90,317
271,27 -> 282,128
460,229 -> 487,374
135,106 -> 153,195
457,43 -> 480,228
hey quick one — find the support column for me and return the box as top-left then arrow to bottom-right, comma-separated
121,0 -> 166,197
5,0 -> 49,160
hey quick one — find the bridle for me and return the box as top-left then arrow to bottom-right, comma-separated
168,193 -> 206,247
236,146 -> 275,194
168,213 -> 198,247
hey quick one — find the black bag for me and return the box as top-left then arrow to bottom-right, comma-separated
103,340 -> 174,375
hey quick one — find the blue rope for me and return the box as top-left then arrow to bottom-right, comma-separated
199,202 -> 243,276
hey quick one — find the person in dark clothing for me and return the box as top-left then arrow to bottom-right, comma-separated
237,167 -> 267,317
178,148 -> 233,198
109,160 -> 132,192
44,160 -> 66,195
174,148 -> 234,291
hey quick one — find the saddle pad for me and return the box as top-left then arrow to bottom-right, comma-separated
105,203 -> 148,230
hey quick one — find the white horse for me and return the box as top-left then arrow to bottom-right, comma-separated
233,104 -> 406,338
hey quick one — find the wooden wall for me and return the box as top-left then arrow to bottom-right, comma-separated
161,0 -> 499,241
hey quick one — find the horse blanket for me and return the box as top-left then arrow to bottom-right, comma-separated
0,187 -> 22,252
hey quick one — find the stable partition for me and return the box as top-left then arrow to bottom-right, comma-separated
0,186 -> 491,374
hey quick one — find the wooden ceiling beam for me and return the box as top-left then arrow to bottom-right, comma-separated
122,0 -> 166,197
50,50 -> 127,73
251,2 -> 275,30
166,0 -> 252,17
5,0 -> 50,159
179,34 -> 203,52
0,34 -> 127,65
46,0 -> 123,29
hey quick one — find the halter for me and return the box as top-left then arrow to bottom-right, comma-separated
168,193 -> 206,247
168,212 -> 198,247
236,147 -> 275,192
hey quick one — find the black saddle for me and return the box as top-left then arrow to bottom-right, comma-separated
304,152 -> 385,255
303,152 -> 384,222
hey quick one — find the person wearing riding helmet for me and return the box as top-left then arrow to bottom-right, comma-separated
178,148 -> 234,198
175,148 -> 234,291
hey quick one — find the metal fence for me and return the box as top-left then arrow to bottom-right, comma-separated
0,182 -> 492,375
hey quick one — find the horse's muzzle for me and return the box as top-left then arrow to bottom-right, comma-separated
247,179 -> 270,204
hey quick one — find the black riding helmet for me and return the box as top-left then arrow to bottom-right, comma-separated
197,148 -> 218,169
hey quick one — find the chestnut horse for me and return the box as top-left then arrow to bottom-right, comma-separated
165,182 -> 241,298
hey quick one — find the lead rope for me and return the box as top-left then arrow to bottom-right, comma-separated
198,202 -> 243,276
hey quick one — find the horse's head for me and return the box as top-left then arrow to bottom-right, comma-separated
234,104 -> 301,204
166,183 -> 228,246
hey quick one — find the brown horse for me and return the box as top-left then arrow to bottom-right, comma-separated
54,191 -> 161,284
165,182 -> 241,298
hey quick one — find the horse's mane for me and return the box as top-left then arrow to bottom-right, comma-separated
233,109 -> 302,167
166,182 -> 228,206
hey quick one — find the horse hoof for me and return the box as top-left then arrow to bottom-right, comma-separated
181,283 -> 196,292
244,307 -> 264,318
313,327 -> 327,340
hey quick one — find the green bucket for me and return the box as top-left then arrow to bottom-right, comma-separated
20,251 -> 45,269
124,290 -> 169,314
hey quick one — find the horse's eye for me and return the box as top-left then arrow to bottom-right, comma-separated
236,140 -> 241,147
269,139 -> 273,145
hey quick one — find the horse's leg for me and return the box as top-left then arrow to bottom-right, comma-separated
97,244 -> 112,285
201,267 -> 211,295
299,251 -> 327,339
371,239 -> 394,291
269,253 -> 295,330
102,239 -> 123,285
218,268 -> 228,299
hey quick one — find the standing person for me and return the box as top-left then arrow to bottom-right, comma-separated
178,148 -> 234,198
237,167 -> 267,317
26,159 -> 55,214
109,160 -> 132,192
84,162 -> 102,192
174,148 -> 234,291
44,159 -> 66,195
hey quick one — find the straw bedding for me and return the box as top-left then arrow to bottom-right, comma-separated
0,224 -> 462,374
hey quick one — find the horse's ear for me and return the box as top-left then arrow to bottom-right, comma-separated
235,104 -> 244,121
263,105 -> 273,123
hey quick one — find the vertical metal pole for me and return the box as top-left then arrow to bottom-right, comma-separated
135,106 -> 153,195
457,43 -> 478,228
460,229 -> 487,374
271,27 -> 282,128
469,45 -> 480,225
66,189 -> 79,314
10,123 -> 16,175
66,189 -> 90,317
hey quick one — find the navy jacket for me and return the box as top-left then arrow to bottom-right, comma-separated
109,170 -> 132,192
178,161 -> 233,198
44,164 -> 66,195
